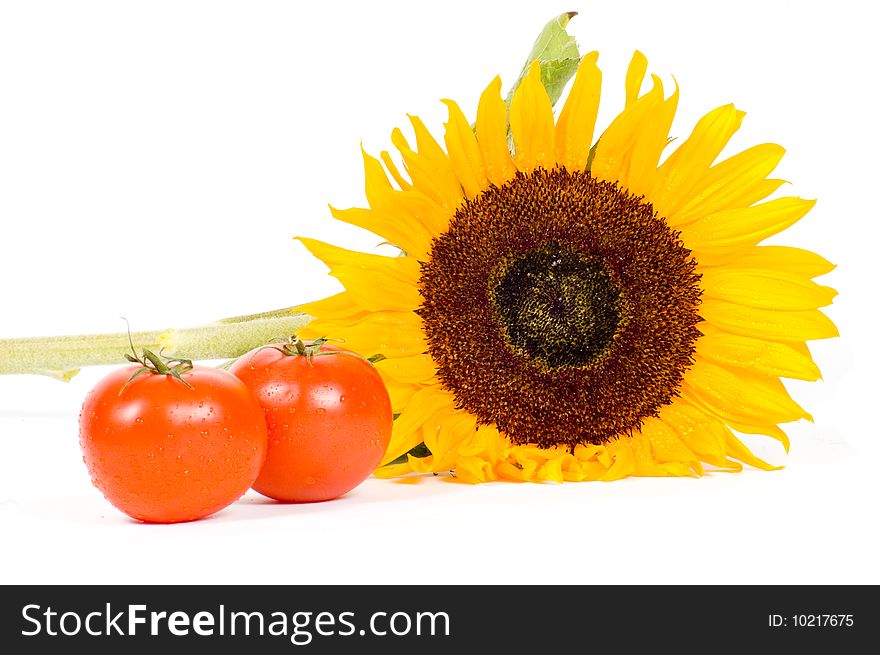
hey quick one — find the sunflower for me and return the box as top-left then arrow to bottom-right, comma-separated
296,52 -> 837,483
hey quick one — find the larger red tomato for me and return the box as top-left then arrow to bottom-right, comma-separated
79,363 -> 268,523
230,341 -> 392,502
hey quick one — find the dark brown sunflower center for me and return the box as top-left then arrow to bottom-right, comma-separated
493,244 -> 622,369
418,167 -> 702,449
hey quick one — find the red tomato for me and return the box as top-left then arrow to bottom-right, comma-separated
230,341 -> 392,502
79,364 -> 268,523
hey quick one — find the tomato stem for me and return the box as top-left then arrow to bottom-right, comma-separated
122,345 -> 195,393
0,313 -> 311,379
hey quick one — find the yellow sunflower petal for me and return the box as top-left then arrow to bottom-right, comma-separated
510,445 -> 576,482
601,439 -> 637,481
382,386 -> 457,465
455,455 -> 497,484
355,157 -> 451,243
386,187 -> 452,239
683,359 -> 811,426
629,432 -> 665,476
724,419 -> 791,453
496,462 -> 530,482
672,144 -> 786,225
680,197 -> 816,253
411,115 -> 465,203
378,376 -> 423,415
380,151 -> 412,190
555,51 -> 601,171
509,61 -> 555,172
296,291 -> 366,321
699,298 -> 839,342
374,354 -> 438,384
408,453 -> 438,474
591,75 -> 675,194
665,395 -> 788,462
650,104 -> 745,220
391,119 -> 464,211
625,50 -> 648,107
361,146 -> 394,206
628,81 -> 678,195
305,310 -> 426,359
700,268 -> 837,310
425,410 -> 478,471
702,246 -> 835,278
373,461 -> 414,479
441,99 -> 487,198
476,76 -> 516,186
565,444 -> 612,481
296,238 -> 421,312
328,205 -> 432,260
722,432 -> 781,471
661,401 -> 733,468
641,418 -> 701,472
696,332 -> 822,381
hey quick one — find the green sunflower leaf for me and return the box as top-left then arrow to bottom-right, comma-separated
384,441 -> 432,467
506,11 -> 581,108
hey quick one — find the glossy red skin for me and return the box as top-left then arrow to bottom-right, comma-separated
230,345 -> 392,502
79,365 -> 268,523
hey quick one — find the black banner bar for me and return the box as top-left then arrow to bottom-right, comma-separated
1,585 -> 874,652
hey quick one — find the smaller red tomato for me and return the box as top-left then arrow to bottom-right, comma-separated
230,339 -> 392,502
79,356 -> 268,523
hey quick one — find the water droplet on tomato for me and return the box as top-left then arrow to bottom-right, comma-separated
315,407 -> 326,415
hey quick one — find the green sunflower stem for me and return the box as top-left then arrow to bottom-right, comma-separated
0,313 -> 311,380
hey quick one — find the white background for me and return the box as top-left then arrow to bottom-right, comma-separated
1,0 -> 877,584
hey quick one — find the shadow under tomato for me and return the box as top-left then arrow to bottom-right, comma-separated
237,494 -> 346,507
